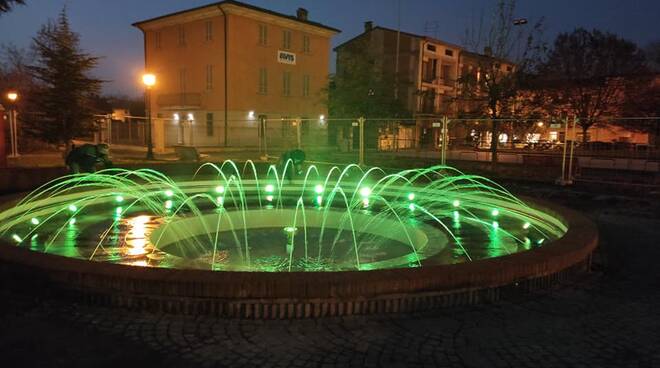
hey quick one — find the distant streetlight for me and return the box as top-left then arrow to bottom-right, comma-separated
142,73 -> 156,160
6,91 -> 19,157
513,18 -> 528,26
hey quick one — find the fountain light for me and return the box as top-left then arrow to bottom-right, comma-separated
359,187 -> 371,197
164,190 -> 174,197
316,195 -> 323,205
68,204 -> 78,212
537,238 -> 545,245
215,185 -> 225,194
265,184 -> 275,193
407,193 -> 415,201
115,195 -> 124,203
362,198 -> 369,208
165,200 -> 173,209
283,226 -> 297,234
30,218 -> 40,225
453,210 -> 460,220
216,197 -> 224,206
408,203 -> 415,211
314,184 -> 323,194
69,218 -> 76,225
492,221 -> 499,229
31,234 -> 39,240
491,208 -> 500,217
115,207 -> 123,215
523,222 -> 531,230
266,195 -> 274,202
12,234 -> 22,243
452,200 -> 460,207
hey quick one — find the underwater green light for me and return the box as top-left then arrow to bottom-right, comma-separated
283,226 -> 297,233
407,193 -> 415,201
68,204 -> 77,212
115,207 -> 123,215
11,234 -> 22,243
491,209 -> 500,217
266,195 -> 274,202
265,184 -> 275,193
165,200 -> 173,209
69,218 -> 76,225
215,185 -> 225,194
453,200 -> 460,207
537,238 -> 545,245
362,198 -> 369,207
216,196 -> 224,205
314,184 -> 323,194
453,210 -> 460,220
408,203 -> 415,211
164,190 -> 174,197
492,221 -> 499,229
115,195 -> 124,203
316,195 -> 323,205
523,222 -> 531,230
359,187 -> 371,197
30,218 -> 39,225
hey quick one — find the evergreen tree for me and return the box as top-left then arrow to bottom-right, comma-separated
23,8 -> 103,146
0,0 -> 24,14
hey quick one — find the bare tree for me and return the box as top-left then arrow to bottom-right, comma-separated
537,28 -> 646,144
457,0 -> 545,165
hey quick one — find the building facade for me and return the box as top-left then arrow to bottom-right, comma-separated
334,23 -> 513,149
133,1 -> 339,151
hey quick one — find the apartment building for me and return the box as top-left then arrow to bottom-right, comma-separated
133,1 -> 339,151
334,23 -> 513,149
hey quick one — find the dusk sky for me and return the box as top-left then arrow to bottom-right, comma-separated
1,0 -> 658,96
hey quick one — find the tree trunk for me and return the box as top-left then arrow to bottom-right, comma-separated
490,119 -> 499,167
581,125 -> 589,145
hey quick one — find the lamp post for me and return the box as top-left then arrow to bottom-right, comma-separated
6,91 -> 19,158
142,73 -> 156,160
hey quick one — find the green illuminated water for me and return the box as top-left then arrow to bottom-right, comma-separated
0,162 -> 567,272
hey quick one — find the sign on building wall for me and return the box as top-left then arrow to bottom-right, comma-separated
277,50 -> 296,65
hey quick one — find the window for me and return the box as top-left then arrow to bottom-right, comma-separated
206,113 -> 214,136
282,30 -> 292,50
426,44 -> 437,52
302,74 -> 310,97
282,71 -> 291,96
258,24 -> 268,46
206,65 -> 213,90
178,25 -> 186,46
445,49 -> 454,57
155,31 -> 161,49
303,35 -> 310,53
258,68 -> 268,94
205,20 -> 213,41
179,68 -> 187,92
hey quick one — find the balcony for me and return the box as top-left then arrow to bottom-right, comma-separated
157,93 -> 202,108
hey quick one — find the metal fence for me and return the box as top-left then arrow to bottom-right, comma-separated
84,114 -> 659,186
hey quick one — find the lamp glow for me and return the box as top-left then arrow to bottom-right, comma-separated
215,185 -> 225,194
164,190 -> 174,197
523,222 -> 531,230
452,200 -> 460,207
7,92 -> 18,102
314,184 -> 324,194
68,204 -> 77,212
407,193 -> 415,201
142,73 -> 156,87
491,209 -> 500,217
264,184 -> 275,193
165,200 -> 173,209
115,195 -> 124,203
30,218 -> 39,225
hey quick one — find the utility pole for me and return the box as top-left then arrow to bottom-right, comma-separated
358,116 -> 366,166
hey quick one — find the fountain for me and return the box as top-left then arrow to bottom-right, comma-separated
0,162 -> 597,317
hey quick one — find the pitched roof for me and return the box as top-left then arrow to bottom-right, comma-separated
334,25 -> 462,52
132,0 -> 340,33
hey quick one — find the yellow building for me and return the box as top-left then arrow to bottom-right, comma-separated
133,1 -> 340,151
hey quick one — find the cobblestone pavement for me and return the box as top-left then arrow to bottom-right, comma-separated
1,189 -> 659,367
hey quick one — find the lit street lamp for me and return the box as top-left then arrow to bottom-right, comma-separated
6,91 -> 19,158
142,73 -> 156,160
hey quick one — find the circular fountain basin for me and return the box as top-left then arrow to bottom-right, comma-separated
0,164 -> 598,317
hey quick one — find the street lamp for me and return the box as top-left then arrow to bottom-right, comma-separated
6,91 -> 19,157
142,73 -> 156,160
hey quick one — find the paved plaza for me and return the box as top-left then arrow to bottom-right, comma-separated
1,185 -> 659,367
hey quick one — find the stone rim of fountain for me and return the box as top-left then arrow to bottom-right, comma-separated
0,196 -> 598,318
